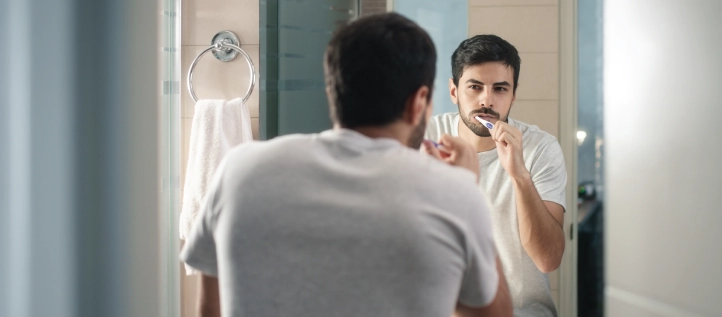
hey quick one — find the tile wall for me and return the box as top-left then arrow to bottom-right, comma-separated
469,0 -> 560,139
180,0 -> 260,315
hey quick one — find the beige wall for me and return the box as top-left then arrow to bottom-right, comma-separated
180,0 -> 260,315
468,0 -> 560,139
468,0 -> 562,308
361,0 -> 387,15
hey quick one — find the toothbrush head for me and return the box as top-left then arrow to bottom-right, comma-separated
474,116 -> 494,130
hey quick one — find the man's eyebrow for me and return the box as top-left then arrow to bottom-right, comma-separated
464,79 -> 512,86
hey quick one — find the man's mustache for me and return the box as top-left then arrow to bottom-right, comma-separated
469,108 -> 500,120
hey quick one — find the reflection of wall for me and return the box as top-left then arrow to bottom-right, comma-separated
468,0 -> 562,307
605,1 -> 722,316
469,0 -> 560,139
393,0 -> 469,115
361,0 -> 387,15
179,0 -> 260,316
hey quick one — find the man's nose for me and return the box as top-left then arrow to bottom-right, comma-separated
479,88 -> 492,108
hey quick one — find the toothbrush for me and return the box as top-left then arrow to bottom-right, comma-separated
474,116 -> 494,130
427,140 -> 444,149
425,140 -> 450,153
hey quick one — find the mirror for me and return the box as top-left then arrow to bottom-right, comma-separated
176,1 -> 589,316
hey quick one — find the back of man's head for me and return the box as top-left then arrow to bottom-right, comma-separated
324,13 -> 436,129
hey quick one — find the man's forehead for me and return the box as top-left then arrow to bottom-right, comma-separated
461,62 -> 514,78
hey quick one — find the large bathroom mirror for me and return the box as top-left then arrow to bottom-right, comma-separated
173,1 -> 589,316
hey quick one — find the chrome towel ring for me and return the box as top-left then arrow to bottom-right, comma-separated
187,31 -> 256,103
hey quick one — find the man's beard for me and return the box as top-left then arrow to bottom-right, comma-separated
458,102 -> 509,137
409,114 -> 427,150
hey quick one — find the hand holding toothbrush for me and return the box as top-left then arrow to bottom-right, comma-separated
475,116 -> 529,181
422,135 -> 480,182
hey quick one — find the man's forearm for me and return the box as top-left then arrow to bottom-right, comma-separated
512,174 -> 565,273
198,275 -> 221,317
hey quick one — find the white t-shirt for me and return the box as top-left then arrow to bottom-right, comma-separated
425,113 -> 567,317
181,129 -> 499,317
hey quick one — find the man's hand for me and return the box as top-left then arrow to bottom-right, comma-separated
422,134 -> 480,181
491,122 -> 528,180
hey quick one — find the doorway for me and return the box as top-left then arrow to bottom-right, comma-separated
576,0 -> 604,316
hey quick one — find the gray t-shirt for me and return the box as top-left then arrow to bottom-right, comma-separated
425,113 -> 567,317
181,129 -> 499,317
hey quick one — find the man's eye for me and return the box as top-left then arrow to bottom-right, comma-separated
495,87 -> 508,92
469,85 -> 480,90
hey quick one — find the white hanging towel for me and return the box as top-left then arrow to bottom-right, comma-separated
180,97 -> 252,246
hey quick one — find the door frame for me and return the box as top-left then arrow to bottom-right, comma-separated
558,0 -> 579,316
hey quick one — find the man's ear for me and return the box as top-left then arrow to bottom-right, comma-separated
510,89 -> 516,109
405,86 -> 430,125
449,78 -> 458,105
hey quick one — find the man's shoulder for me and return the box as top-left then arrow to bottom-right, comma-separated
224,133 -> 317,165
392,149 -> 481,202
512,118 -> 560,149
426,112 -> 459,138
511,119 -> 565,169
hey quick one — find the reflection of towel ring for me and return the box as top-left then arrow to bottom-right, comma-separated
187,31 -> 256,103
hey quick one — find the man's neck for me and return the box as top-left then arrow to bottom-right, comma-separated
457,119 -> 497,153
335,123 -> 410,147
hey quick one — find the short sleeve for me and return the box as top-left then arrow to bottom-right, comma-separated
179,157 -> 229,276
457,193 -> 499,307
424,113 -> 457,141
424,116 -> 442,141
531,138 -> 568,211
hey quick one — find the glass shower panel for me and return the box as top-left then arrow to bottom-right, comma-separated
262,0 -> 359,138
393,0 -> 468,116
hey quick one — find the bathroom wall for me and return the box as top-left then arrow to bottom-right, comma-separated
468,0 -> 562,307
469,0 -> 560,139
179,0 -> 260,315
361,0 -> 387,15
605,0 -> 722,316
180,0 -> 262,181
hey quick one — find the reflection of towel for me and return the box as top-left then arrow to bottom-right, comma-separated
180,98 -> 252,244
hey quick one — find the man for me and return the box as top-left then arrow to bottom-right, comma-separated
424,35 -> 567,317
181,14 -> 512,317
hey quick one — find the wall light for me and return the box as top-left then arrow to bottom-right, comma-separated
577,130 -> 587,146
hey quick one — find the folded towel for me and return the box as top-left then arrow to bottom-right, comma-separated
180,97 -> 252,253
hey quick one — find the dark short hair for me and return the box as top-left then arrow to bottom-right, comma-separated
451,35 -> 521,93
324,13 -> 436,128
